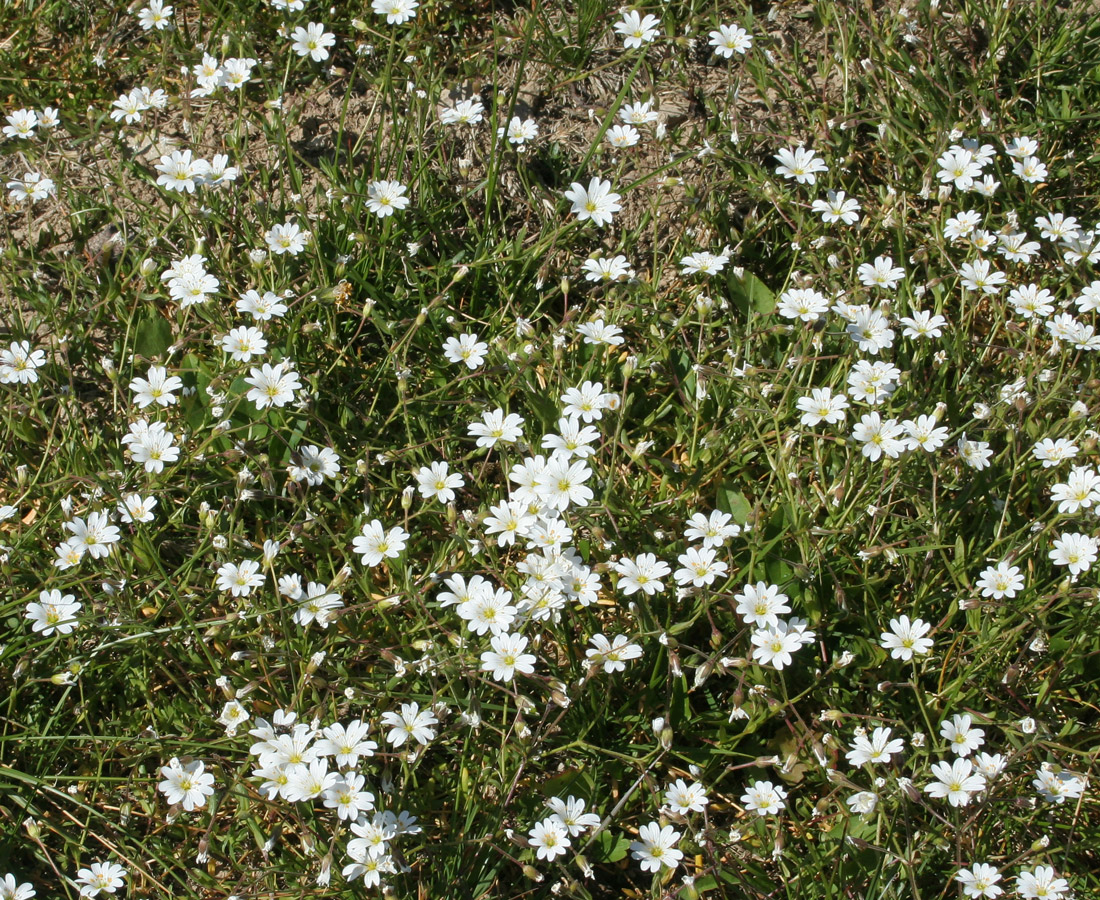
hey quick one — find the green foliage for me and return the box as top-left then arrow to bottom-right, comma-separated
1,0 -> 1099,898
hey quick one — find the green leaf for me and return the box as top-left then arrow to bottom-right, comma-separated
727,270 -> 775,316
717,483 -> 752,524
592,829 -> 631,863
134,312 -> 174,358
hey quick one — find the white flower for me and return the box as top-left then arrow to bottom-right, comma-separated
937,147 -> 981,190
577,318 -> 625,346
664,779 -> 708,814
219,326 -> 268,362
709,23 -> 752,58
846,791 -> 878,814
216,560 -> 265,597
442,332 -> 488,369
585,634 -> 642,673
352,520 -> 409,567
674,545 -> 728,587
561,380 -> 613,422
846,307 -> 895,354
203,153 -> 238,186
857,255 -> 905,290
958,433 -> 993,471
292,582 -> 343,628
613,553 -> 670,596
25,589 -> 81,636
365,179 -> 409,217
75,862 -> 127,898
1009,284 -> 1055,319
288,445 -> 341,486
733,582 -> 790,627
1029,435 -> 1073,466
219,58 -> 257,91
774,146 -> 828,185
1050,466 -> 1100,514
64,511 -> 120,559
811,190 -> 860,224
380,702 -> 438,747
614,10 -> 661,49
137,0 -> 173,30
217,700 -> 250,735
0,874 -> 35,900
1032,766 -> 1087,803
315,720 -> 378,768
291,23 -> 336,61
265,221 -> 310,255
902,414 -> 949,452
1016,866 -> 1070,900
323,772 -> 376,821
237,290 -> 288,321
740,780 -> 787,816
3,109 -> 37,139
283,759 -> 338,802
528,817 -> 571,860
372,0 -> 418,24
564,177 -> 621,227
414,460 -> 464,503
924,758 -> 986,806
466,408 -> 524,449
940,713 -> 985,757
680,248 -> 730,276
545,796 -> 599,836
6,171 -> 55,204
956,863 -> 1004,899
155,149 -> 210,193
158,757 -> 215,811
605,124 -> 640,148
852,413 -> 905,461
244,362 -> 302,409
975,561 -> 1023,599
480,632 -> 536,681
777,287 -> 830,322
121,420 -> 180,474
1012,155 -> 1048,183
117,493 -> 157,524
129,365 -> 183,408
457,587 -> 516,636
797,387 -> 849,426
619,101 -> 658,125
580,253 -> 633,280
959,259 -> 1006,294
500,116 -> 538,144
845,726 -> 904,766
750,619 -> 812,670
628,823 -> 683,875
439,98 -> 484,125
879,615 -> 933,660
0,341 -> 46,383
110,88 -> 149,124
899,309 -> 947,339
684,509 -> 741,548
1049,532 -> 1098,576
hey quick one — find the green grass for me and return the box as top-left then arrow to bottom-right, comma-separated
2,0 -> 1099,898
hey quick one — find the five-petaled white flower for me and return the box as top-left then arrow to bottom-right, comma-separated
245,362 -> 302,409
774,146 -> 828,185
564,177 -> 622,228
158,757 -> 215,811
366,179 -> 409,217
615,10 -> 661,49
291,23 -> 336,62
709,23 -> 752,58
879,615 -> 933,661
